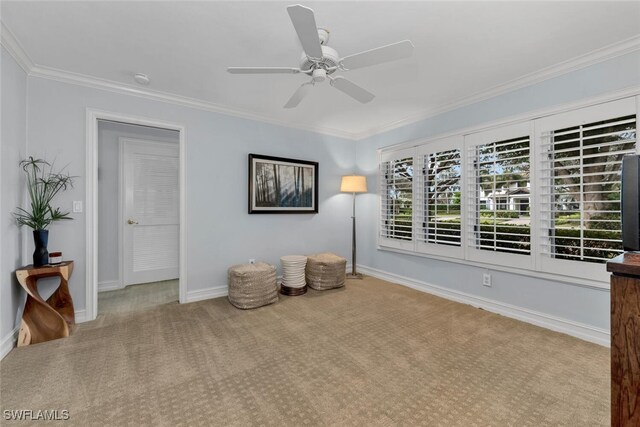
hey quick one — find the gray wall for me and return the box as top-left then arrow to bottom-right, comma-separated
25,76 -> 356,316
97,121 -> 179,289
355,51 -> 640,334
1,47 -> 27,350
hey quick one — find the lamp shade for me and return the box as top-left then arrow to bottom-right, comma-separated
341,175 -> 367,193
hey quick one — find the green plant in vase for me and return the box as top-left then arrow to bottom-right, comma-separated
13,157 -> 75,267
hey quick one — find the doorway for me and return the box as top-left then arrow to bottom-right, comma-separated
86,111 -> 186,320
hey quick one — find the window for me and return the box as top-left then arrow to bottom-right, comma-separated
414,136 -> 464,257
377,96 -> 637,284
465,123 -> 533,268
537,98 -> 637,281
380,150 -> 414,249
422,148 -> 462,246
538,108 -> 637,283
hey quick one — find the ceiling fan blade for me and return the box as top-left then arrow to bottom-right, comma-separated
330,77 -> 375,103
227,67 -> 300,74
341,40 -> 414,70
287,4 -> 323,59
284,82 -> 313,109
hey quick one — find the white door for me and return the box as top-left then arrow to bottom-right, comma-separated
122,138 -> 179,286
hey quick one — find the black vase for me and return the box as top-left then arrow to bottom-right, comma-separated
33,229 -> 49,267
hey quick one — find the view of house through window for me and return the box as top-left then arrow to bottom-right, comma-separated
470,136 -> 531,255
378,98 -> 636,280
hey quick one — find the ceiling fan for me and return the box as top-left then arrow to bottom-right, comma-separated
227,4 -> 414,108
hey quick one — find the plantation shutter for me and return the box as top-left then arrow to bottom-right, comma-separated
379,149 -> 415,250
415,136 -> 464,257
540,116 -> 637,263
465,122 -> 533,268
537,97 -> 637,281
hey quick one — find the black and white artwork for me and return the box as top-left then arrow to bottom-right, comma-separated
249,154 -> 318,214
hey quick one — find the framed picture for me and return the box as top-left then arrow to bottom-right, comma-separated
248,154 -> 319,214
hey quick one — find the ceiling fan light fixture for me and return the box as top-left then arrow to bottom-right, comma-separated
312,68 -> 326,83
227,4 -> 414,108
133,73 -> 150,85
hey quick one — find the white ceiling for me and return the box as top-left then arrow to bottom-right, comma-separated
2,1 -> 640,138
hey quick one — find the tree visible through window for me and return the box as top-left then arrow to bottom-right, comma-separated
543,115 -> 636,263
421,149 -> 461,246
471,136 -> 531,255
381,158 -> 413,241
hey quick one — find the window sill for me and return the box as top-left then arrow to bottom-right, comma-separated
377,245 -> 610,291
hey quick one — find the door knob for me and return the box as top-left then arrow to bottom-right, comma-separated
127,219 -> 138,225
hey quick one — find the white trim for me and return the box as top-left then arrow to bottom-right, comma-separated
98,280 -> 122,292
0,326 -> 20,361
86,109 -> 188,321
355,35 -> 640,140
74,309 -> 87,323
185,286 -> 228,303
376,245 -> 609,291
0,21 -> 34,73
29,65 -> 357,140
358,264 -> 610,347
2,16 -> 637,142
380,86 -> 640,153
1,308 -> 88,360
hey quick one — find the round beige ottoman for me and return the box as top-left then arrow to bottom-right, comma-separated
228,262 -> 278,309
305,253 -> 347,291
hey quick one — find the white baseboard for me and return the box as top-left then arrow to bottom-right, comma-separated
0,309 -> 89,361
1,326 -> 20,360
358,265 -> 610,347
75,309 -> 87,323
185,285 -> 228,303
98,280 -> 122,292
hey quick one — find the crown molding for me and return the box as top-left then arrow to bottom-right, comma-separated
352,34 -> 640,140
3,15 -> 638,142
27,65 -> 358,140
0,21 -> 34,73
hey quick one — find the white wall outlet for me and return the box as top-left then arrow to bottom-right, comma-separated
482,273 -> 492,287
249,259 -> 256,264
73,201 -> 83,213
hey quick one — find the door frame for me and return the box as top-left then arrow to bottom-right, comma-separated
119,137 -> 180,287
86,109 -> 187,321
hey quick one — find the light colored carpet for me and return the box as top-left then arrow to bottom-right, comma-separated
98,279 -> 178,315
1,276 -> 609,426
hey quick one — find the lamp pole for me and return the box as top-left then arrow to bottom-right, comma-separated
341,175 -> 366,279
351,191 -> 357,276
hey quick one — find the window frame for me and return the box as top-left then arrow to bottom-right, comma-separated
376,92 -> 639,288
534,97 -> 637,282
415,136 -> 465,258
464,122 -> 535,270
378,148 -> 416,251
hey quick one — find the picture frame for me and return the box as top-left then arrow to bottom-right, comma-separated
248,154 -> 319,214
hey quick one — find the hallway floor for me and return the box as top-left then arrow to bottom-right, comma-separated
98,279 -> 178,315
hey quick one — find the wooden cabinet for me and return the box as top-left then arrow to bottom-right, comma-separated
607,253 -> 640,427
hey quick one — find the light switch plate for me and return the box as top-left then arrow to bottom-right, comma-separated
73,201 -> 83,213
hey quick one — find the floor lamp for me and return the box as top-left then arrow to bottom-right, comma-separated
341,175 -> 367,279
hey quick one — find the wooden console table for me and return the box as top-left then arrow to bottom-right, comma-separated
607,253 -> 640,427
16,261 -> 75,347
